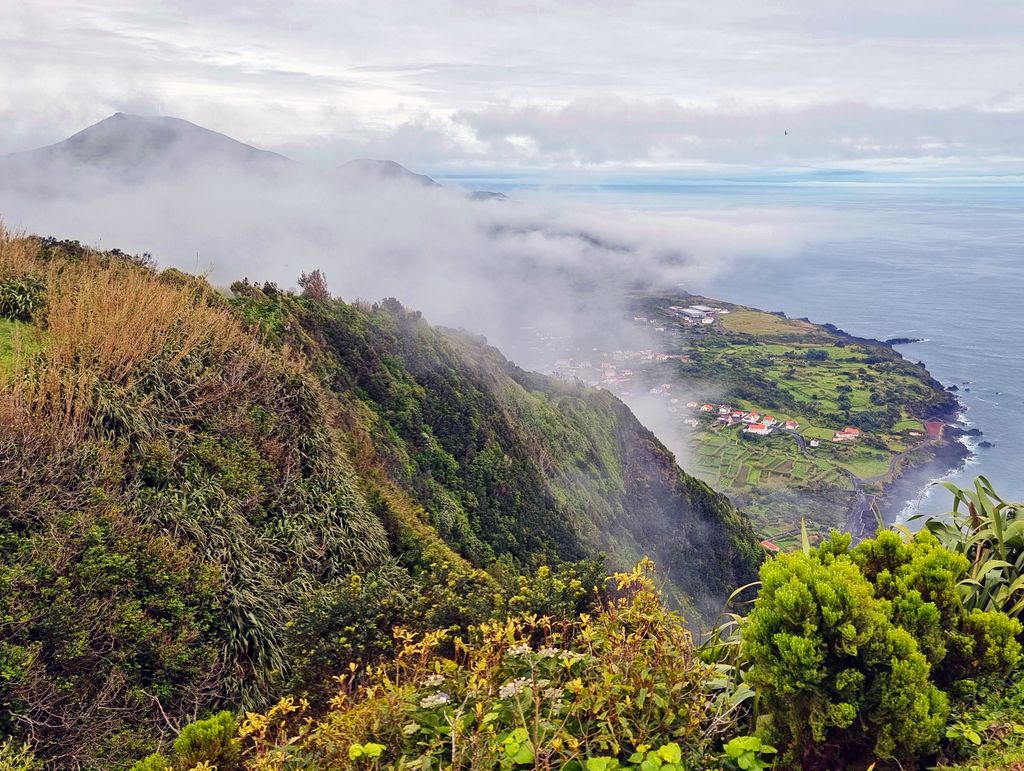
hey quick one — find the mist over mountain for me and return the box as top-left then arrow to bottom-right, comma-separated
0,113 -> 817,372
333,157 -> 440,188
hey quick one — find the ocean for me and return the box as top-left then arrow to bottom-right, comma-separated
438,173 -> 1024,517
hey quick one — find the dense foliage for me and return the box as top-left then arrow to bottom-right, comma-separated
128,492 -> 1024,770
0,229 -> 759,767
744,530 -> 1020,769
134,562 -> 756,771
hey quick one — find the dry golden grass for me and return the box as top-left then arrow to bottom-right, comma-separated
0,222 -> 39,275
0,227 -> 291,439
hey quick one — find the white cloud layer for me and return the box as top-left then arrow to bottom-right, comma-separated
2,0 -> 1023,172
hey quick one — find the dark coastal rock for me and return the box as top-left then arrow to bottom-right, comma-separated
979,440 -> 994,449
884,337 -> 924,346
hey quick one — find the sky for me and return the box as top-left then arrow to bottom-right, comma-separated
2,1 -> 1023,174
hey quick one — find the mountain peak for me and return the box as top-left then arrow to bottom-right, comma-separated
2,112 -> 292,183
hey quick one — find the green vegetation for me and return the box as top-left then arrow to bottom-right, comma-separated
745,530 -> 1020,768
719,309 -> 815,337
123,478 -> 1024,771
0,229 -> 759,767
4,227 -> 1020,770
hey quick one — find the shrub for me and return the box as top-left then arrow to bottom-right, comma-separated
298,269 -> 330,302
0,274 -> 44,322
129,712 -> 240,771
744,529 -> 1022,769
173,711 -> 241,769
918,476 -> 1024,621
0,739 -> 42,771
234,561 -> 733,769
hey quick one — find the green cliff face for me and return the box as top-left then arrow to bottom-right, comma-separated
0,237 -> 758,766
275,292 -> 762,617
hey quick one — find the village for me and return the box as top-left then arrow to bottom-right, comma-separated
549,300 -> 870,447
685,401 -> 864,444
549,303 -> 731,393
529,294 -> 952,552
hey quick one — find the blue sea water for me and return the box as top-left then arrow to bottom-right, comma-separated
441,173 -> 1024,515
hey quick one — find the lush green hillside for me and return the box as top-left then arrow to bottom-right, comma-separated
0,232 -> 759,767
230,284 -> 760,614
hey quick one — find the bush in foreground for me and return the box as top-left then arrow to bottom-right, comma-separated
743,529 -> 1021,769
139,561 -> 745,770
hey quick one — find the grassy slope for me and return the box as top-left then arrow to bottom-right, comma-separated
0,238 -> 760,767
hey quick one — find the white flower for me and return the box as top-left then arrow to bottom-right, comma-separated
558,650 -> 581,662
498,677 -> 530,699
402,722 -> 419,736
423,673 -> 445,687
537,646 -> 560,658
543,686 -> 564,700
505,643 -> 532,657
419,692 -> 451,709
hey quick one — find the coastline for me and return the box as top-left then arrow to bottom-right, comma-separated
856,377 -> 972,538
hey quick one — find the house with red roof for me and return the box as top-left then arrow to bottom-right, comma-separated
833,426 -> 861,442
760,539 -> 781,553
744,423 -> 772,436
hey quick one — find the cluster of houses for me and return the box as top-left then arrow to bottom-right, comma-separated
684,402 -> 866,446
687,402 -> 799,437
648,382 -> 686,414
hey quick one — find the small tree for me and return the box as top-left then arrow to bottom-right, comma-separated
298,269 -> 330,302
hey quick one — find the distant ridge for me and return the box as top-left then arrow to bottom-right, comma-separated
335,157 -> 441,187
0,112 -> 505,199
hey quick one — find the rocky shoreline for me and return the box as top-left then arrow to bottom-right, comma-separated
866,389 -> 971,536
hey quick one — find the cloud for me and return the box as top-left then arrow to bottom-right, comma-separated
0,150 -> 822,367
448,98 -> 1024,170
1,1 -> 1022,171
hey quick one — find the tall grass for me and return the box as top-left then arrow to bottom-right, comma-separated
0,222 -> 38,276
0,233 -> 263,439
0,231 -> 392,719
